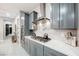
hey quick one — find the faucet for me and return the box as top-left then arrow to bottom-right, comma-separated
43,33 -> 48,39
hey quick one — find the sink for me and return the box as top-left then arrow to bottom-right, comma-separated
31,36 -> 51,43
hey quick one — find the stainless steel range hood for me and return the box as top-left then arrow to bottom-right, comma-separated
40,3 -> 46,17
32,3 -> 50,25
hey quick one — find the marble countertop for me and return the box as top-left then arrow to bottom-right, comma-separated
25,36 -> 79,56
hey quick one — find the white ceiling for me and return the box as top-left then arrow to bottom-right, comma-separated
0,3 -> 40,18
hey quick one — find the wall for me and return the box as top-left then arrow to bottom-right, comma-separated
35,21 -> 77,46
32,4 -> 41,19
35,22 -> 77,40
0,17 -> 4,42
14,15 -> 21,46
0,17 -> 15,42
77,4 -> 79,47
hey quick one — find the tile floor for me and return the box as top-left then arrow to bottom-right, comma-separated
0,36 -> 29,56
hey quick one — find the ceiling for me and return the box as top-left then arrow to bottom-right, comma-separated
0,3 -> 40,18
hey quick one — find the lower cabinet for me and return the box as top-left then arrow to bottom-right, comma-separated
24,38 -> 67,56
29,40 -> 43,56
21,37 -> 30,55
44,46 -> 67,56
24,38 -> 30,54
21,38 -> 25,49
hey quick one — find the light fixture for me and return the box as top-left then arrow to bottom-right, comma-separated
46,20 -> 50,25
39,22 -> 42,26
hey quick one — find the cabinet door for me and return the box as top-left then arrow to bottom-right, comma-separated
29,40 -> 36,56
35,42 -> 43,56
29,40 -> 43,56
74,4 -> 78,29
29,13 -> 33,30
29,11 -> 37,30
60,3 -> 75,29
21,38 -> 25,48
25,13 -> 30,36
24,38 -> 29,54
44,46 -> 67,56
51,3 -> 60,29
46,3 -> 52,19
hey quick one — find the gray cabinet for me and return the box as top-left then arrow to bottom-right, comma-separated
22,38 -> 30,55
46,4 -> 51,19
60,3 -> 75,29
44,46 -> 67,56
29,40 -> 43,56
74,4 -> 78,29
21,38 -> 25,48
20,11 -> 30,48
29,11 -> 37,30
20,12 -> 30,36
50,3 -> 77,29
51,3 -> 60,29
23,38 -> 67,56
24,38 -> 30,54
24,13 -> 30,36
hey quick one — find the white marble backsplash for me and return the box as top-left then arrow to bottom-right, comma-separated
34,24 -> 77,47
35,29 -> 76,39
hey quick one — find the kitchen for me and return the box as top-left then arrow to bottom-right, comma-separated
19,3 -> 78,56
22,3 -> 79,56
0,3 -> 79,56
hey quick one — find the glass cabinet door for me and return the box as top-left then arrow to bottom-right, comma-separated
60,3 -> 75,29
51,3 -> 60,29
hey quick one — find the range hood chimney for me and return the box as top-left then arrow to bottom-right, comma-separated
32,3 -> 50,25
40,3 -> 46,17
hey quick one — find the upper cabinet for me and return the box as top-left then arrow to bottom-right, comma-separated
46,3 -> 78,29
51,3 -> 60,29
60,3 -> 75,29
20,11 -> 30,36
29,11 -> 38,30
46,4 -> 52,19
24,13 -> 30,35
